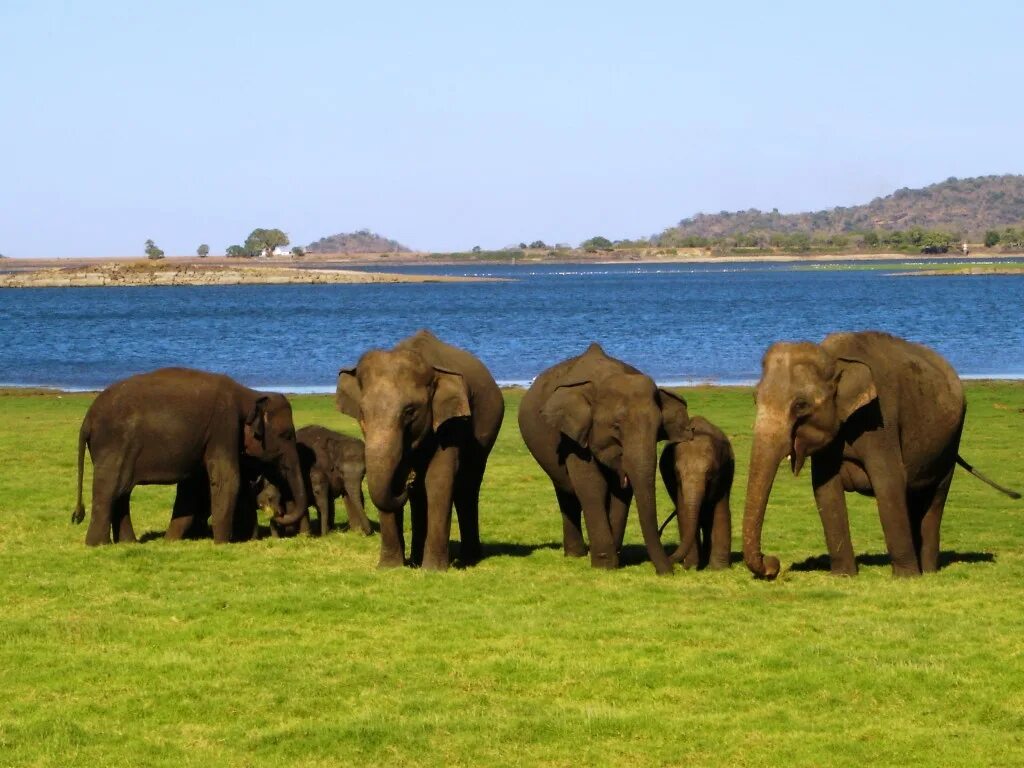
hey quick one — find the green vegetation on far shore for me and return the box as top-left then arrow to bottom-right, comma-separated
2,384 -> 1023,766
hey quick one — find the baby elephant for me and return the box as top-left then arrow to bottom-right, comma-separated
658,416 -> 734,570
266,426 -> 372,537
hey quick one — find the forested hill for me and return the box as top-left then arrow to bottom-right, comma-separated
305,229 -> 411,254
656,175 -> 1024,243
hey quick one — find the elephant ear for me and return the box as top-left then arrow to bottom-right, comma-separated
541,381 -> 594,448
336,367 -> 361,420
657,388 -> 692,442
244,396 -> 269,453
432,368 -> 471,432
834,358 -> 878,422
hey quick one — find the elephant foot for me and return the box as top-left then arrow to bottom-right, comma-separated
891,564 -> 921,578
706,558 -> 731,571
589,551 -> 618,569
421,553 -> 450,571
377,550 -> 405,569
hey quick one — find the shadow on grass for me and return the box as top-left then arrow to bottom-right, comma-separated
479,541 -> 561,559
789,551 -> 996,572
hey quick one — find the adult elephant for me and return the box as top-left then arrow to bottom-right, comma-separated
743,331 -> 1020,579
334,330 -> 504,570
72,368 -> 307,545
519,343 -> 691,574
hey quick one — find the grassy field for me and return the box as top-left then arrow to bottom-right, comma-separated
2,384 -> 1023,767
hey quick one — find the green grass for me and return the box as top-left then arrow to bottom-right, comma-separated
2,384 -> 1024,766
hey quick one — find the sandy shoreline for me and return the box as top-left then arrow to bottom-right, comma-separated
0,260 -> 500,288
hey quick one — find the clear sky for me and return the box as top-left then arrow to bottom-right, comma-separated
2,1 -> 1023,257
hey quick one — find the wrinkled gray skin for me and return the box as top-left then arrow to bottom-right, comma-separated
518,343 -> 691,574
659,416 -> 733,570
263,425 -> 371,537
744,331 -> 1005,579
73,368 -> 306,545
337,330 -> 505,570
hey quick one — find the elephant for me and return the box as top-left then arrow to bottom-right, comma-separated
336,329 -> 505,570
518,343 -> 691,574
263,425 -> 372,537
72,367 -> 307,545
658,415 -> 733,570
743,331 -> 1020,579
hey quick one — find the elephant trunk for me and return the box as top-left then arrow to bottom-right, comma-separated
270,449 -> 308,526
364,428 -> 409,513
742,414 -> 788,579
625,438 -> 673,575
673,480 -> 704,566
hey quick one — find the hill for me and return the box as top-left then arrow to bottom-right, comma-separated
305,229 -> 411,254
656,174 -> 1024,244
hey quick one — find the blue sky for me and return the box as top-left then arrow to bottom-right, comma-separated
2,1 -> 1022,257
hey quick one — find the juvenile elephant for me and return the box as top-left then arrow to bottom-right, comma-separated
265,425 -> 371,537
336,330 -> 505,570
518,343 -> 691,574
658,416 -> 734,570
744,331 -> 1020,579
72,367 -> 307,545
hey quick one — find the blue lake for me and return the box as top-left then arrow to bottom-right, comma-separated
1,262 -> 1022,391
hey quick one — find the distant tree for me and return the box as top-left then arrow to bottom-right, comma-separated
581,236 -> 613,251
225,244 -> 247,258
144,239 -> 165,260
290,246 -> 305,258
862,231 -> 880,248
529,240 -> 547,249
471,245 -> 482,253
518,242 -> 528,249
984,230 -> 1001,248
244,228 -> 289,258
196,243 -> 210,258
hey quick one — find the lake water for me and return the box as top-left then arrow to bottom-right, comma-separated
1,262 -> 1022,392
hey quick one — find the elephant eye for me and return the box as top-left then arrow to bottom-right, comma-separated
791,398 -> 811,416
402,404 -> 417,421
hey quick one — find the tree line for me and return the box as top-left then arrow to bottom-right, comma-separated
142,229 -> 305,260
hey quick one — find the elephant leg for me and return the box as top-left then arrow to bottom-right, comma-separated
863,455 -> 918,577
608,483 -> 633,553
112,494 -> 136,544
85,467 -> 121,546
167,475 -> 204,540
206,457 -> 240,545
811,454 -> 858,576
916,469 -> 953,574
453,459 -> 485,565
342,476 -> 372,535
377,507 -> 406,568
555,488 -> 586,557
422,447 -> 458,571
311,474 -> 330,536
566,455 -> 616,569
408,481 -> 427,566
297,508 -> 311,536
706,494 -> 732,570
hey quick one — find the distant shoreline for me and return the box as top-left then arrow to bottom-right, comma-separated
0,259 -> 502,288
3,374 -> 1022,397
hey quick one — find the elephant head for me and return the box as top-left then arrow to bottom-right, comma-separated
242,393 -> 308,527
541,372 -> 690,574
335,349 -> 470,512
743,341 -> 877,579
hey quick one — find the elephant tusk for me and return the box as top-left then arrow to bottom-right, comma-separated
405,469 -> 417,489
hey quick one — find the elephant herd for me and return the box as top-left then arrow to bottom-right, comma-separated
72,329 -> 1019,578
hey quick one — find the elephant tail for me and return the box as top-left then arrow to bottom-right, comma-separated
956,455 -> 1021,499
658,508 -> 679,537
72,417 -> 89,524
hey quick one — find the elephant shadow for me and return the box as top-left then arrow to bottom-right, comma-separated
616,546 -> 746,569
478,541 -> 561,560
789,551 -> 996,572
